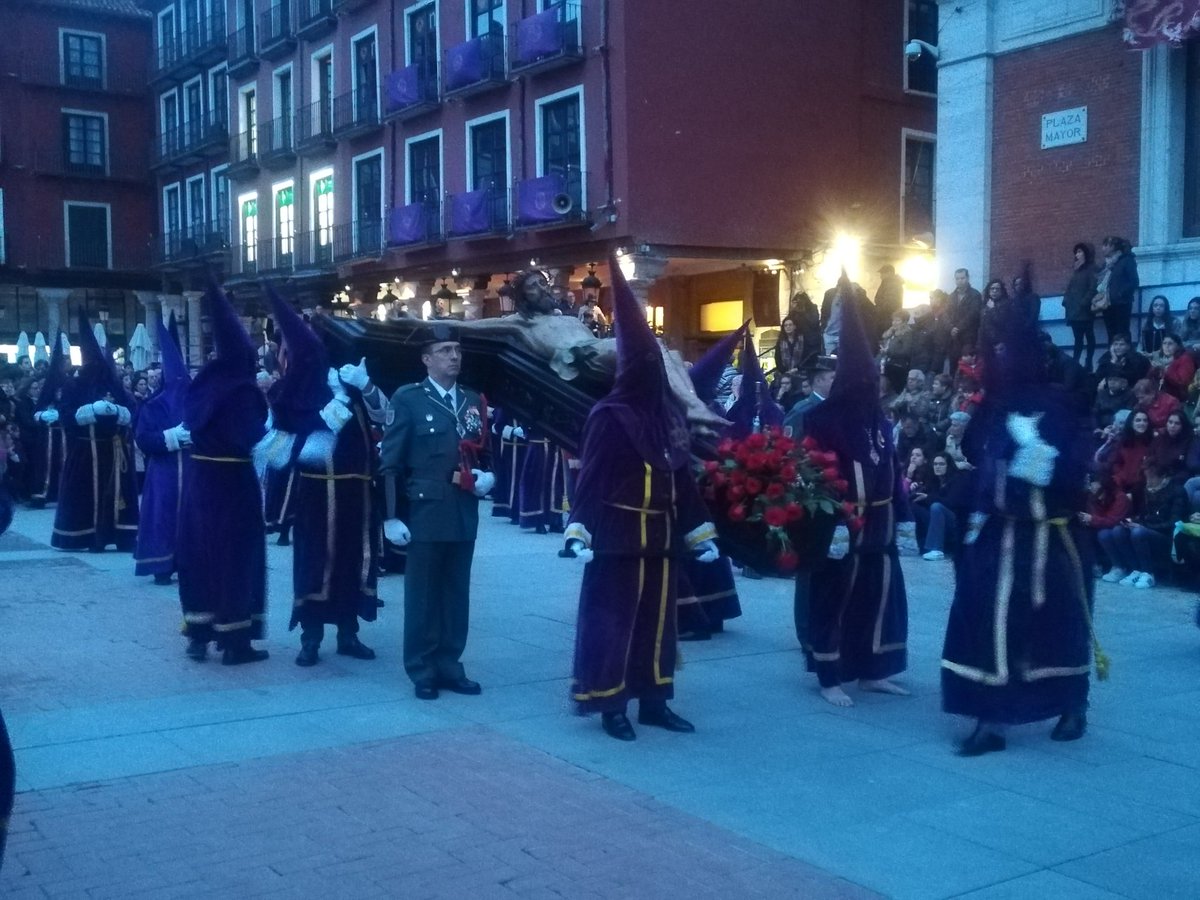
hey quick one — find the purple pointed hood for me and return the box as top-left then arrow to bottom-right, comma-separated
184,283 -> 257,432
726,332 -> 785,438
689,320 -> 750,404
156,312 -> 190,417
587,254 -> 690,470
264,282 -> 331,434
37,330 -> 70,412
69,309 -> 129,406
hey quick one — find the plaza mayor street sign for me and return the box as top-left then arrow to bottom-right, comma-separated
1041,106 -> 1088,150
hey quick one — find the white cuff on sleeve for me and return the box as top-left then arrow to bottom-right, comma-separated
75,404 -> 97,426
684,521 -> 718,549
319,399 -> 354,433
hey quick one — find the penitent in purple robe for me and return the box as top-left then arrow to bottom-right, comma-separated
133,396 -> 189,577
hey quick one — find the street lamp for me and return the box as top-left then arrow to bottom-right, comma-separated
581,263 -> 602,303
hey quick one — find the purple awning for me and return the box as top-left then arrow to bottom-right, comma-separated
450,189 -> 490,235
445,37 -> 484,91
516,173 -> 566,224
516,7 -> 562,64
388,203 -> 428,245
386,66 -> 420,109
1123,0 -> 1200,48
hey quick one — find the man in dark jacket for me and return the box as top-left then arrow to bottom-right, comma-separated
945,269 -> 983,370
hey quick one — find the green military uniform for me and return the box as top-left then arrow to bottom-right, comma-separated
380,378 -> 488,685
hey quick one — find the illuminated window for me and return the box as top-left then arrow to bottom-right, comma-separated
314,173 -> 334,263
241,194 -> 258,266
275,184 -> 294,265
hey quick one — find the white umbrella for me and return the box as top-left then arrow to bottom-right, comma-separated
128,323 -> 151,371
93,322 -> 108,349
33,331 -> 48,364
60,332 -> 71,354
16,331 -> 29,363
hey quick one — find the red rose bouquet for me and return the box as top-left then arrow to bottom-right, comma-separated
698,426 -> 848,574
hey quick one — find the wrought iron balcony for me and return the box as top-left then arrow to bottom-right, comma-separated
295,228 -> 336,270
258,116 -> 296,168
509,2 -> 582,76
334,0 -> 373,14
295,99 -> 337,156
150,111 -> 229,169
152,221 -> 230,268
149,11 -> 228,84
227,129 -> 259,178
149,35 -> 182,85
18,235 -> 150,272
32,149 -> 147,183
331,89 -> 381,139
298,0 -> 337,39
443,32 -> 507,98
387,198 -> 443,248
228,23 -> 259,77
446,182 -> 509,238
513,168 -> 587,228
333,219 -> 385,262
259,2 -> 297,60
382,63 -> 440,122
20,57 -> 144,95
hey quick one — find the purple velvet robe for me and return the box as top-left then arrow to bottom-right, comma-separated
50,408 -> 138,552
133,394 -> 189,577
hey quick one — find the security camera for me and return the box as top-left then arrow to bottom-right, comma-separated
905,39 -> 939,61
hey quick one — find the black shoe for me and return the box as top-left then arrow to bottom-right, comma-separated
186,638 -> 207,662
678,629 -> 712,642
295,643 -> 320,667
336,636 -> 375,660
276,532 -> 290,547
1051,711 -> 1087,742
222,645 -> 270,666
601,712 -> 636,741
437,676 -> 482,695
958,725 -> 1006,757
637,704 -> 695,733
153,573 -> 173,586
375,598 -> 386,608
414,681 -> 439,700
534,524 -> 548,535
27,499 -> 46,510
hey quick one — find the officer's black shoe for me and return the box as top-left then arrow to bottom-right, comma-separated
295,643 -> 320,667
958,724 -> 1006,757
414,681 -> 439,700
185,639 -> 207,662
222,645 -> 270,666
153,573 -> 173,586
276,530 -> 291,547
336,636 -> 375,660
637,704 -> 695,733
1050,711 -> 1087,742
437,676 -> 482,695
678,629 -> 712,642
601,712 -> 636,741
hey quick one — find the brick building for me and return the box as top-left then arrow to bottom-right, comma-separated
142,0 -> 935,361
0,0 -> 158,360
934,0 -> 1200,331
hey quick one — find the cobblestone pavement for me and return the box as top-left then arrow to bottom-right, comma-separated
1,506 -> 1198,898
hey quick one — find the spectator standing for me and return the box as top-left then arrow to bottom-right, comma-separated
1097,235 -> 1140,344
945,269 -> 983,370
1062,242 -> 1099,370
773,315 -> 806,376
787,292 -> 823,362
874,264 -> 905,344
880,311 -> 915,394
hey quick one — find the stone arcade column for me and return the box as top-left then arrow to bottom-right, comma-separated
135,291 -> 162,362
623,253 -> 668,311
183,290 -> 203,368
38,287 -> 72,342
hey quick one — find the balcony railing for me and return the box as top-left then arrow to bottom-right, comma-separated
153,221 -> 230,267
298,0 -> 337,39
446,182 -> 509,238
32,149 -> 148,183
295,228 -> 336,269
383,63 -> 440,122
510,2 -> 582,75
331,89 -> 380,138
149,35 -> 182,84
14,235 -> 150,272
150,11 -> 228,83
334,0 -> 373,13
227,129 -> 259,177
259,3 -> 297,60
257,116 -> 296,167
228,23 -> 259,77
150,110 -> 229,168
388,198 -> 443,248
333,219 -> 384,262
296,99 -> 336,154
443,32 -> 507,98
20,58 -> 145,95
513,168 -> 586,228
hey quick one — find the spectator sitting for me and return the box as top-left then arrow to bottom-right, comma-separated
878,375 -> 898,416
773,372 -> 803,412
1096,460 -> 1188,589
1179,297 -> 1200,351
896,413 -> 935,468
1152,334 -> 1195,401
1082,472 -> 1132,577
1183,408 -> 1200,511
1148,409 -> 1193,477
912,453 -> 962,561
956,346 -> 983,383
889,370 -> 929,419
1095,333 -> 1151,386
951,373 -> 983,419
1139,295 -> 1178,356
908,304 -> 937,376
1133,377 -> 1181,431
1095,409 -> 1152,494
942,411 -> 975,471
903,446 -> 931,498
1093,373 -> 1134,432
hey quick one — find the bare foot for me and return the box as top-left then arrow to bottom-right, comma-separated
820,685 -> 855,707
859,678 -> 911,696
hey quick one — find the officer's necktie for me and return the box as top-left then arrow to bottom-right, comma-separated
441,390 -> 455,412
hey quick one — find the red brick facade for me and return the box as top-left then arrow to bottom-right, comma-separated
989,25 -> 1140,293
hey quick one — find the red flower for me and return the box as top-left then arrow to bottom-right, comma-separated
775,436 -> 796,454
822,466 -> 840,482
801,436 -> 819,451
785,502 -> 804,522
745,432 -> 768,450
729,469 -> 746,485
766,482 -> 786,499
832,478 -> 849,494
747,452 -> 768,471
703,459 -> 719,474
717,438 -> 735,456
729,484 -> 746,501
850,516 -> 866,532
777,550 -> 799,571
745,478 -> 764,496
764,505 -> 788,527
841,500 -> 858,518
728,504 -> 748,522
781,463 -> 797,481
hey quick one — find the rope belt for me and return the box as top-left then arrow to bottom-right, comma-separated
605,502 -> 665,516
300,472 -> 372,481
192,455 -> 251,463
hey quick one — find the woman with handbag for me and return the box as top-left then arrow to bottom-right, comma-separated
1062,242 -> 1098,370
1099,235 -> 1139,345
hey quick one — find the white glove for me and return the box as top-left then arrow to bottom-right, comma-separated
75,404 -> 97,426
471,469 -> 496,498
828,524 -> 850,560
319,398 -> 354,433
693,539 -> 720,563
384,519 -> 411,546
37,409 -> 60,424
512,426 -> 526,440
338,357 -> 371,390
1007,412 -> 1058,487
566,539 -> 594,563
163,425 -> 192,452
114,405 -> 131,427
326,368 -> 349,404
92,400 -> 118,417
502,425 -> 514,440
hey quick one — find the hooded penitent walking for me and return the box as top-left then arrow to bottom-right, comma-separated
564,258 -> 719,741
26,333 -> 69,508
260,284 -> 385,667
177,285 -> 269,665
134,315 -> 191,584
51,314 -> 138,552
